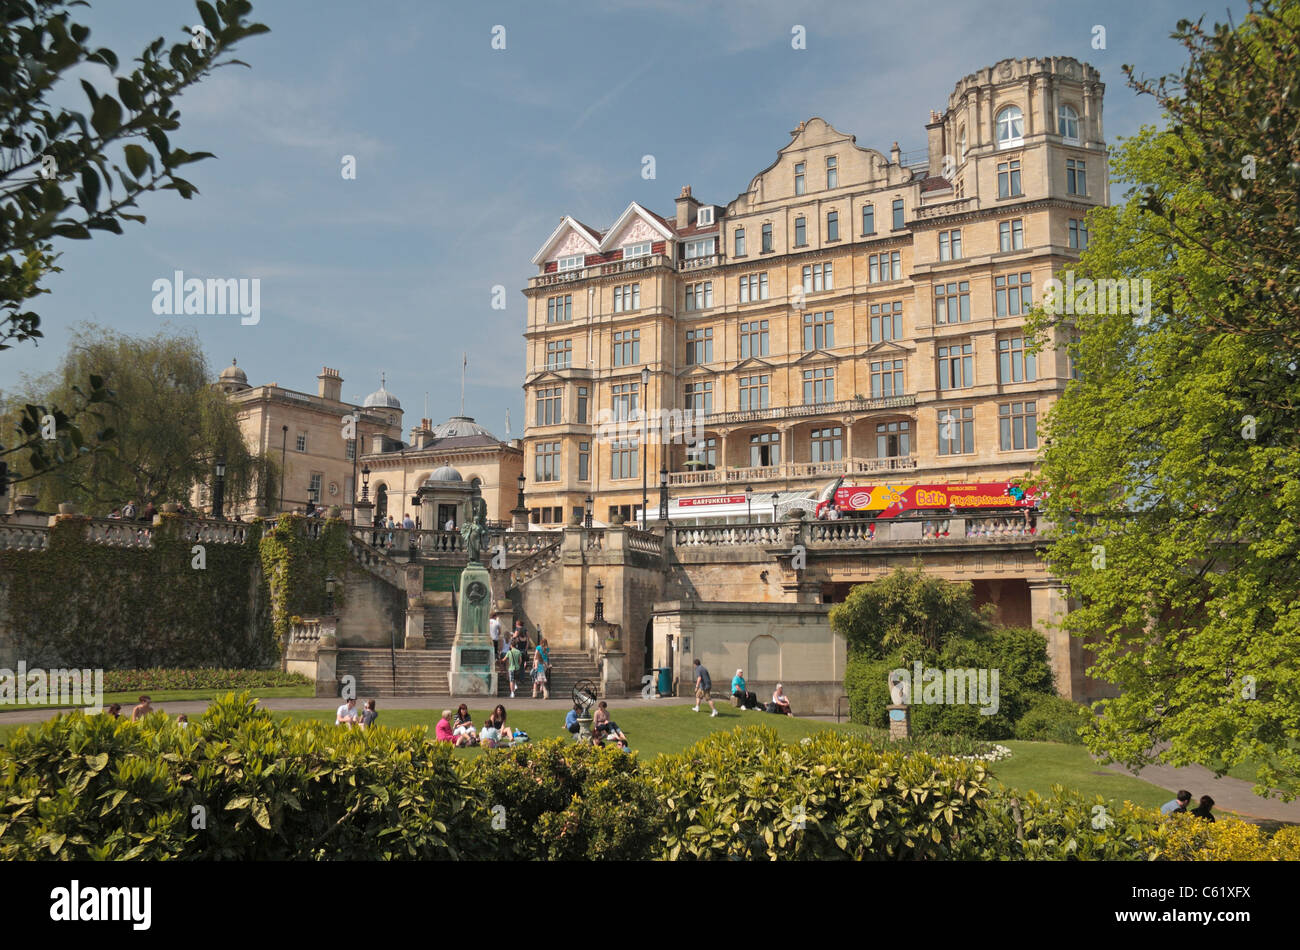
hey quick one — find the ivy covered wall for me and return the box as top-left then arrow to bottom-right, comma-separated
0,514 -> 357,670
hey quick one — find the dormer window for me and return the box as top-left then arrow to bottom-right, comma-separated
558,254 -> 584,271
697,207 -> 715,226
624,242 -> 651,259
996,106 -> 1024,149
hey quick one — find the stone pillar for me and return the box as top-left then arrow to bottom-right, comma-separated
316,619 -> 339,698
403,564 -> 426,650
1029,579 -> 1080,700
887,704 -> 911,740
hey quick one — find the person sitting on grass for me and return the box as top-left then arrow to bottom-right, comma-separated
731,669 -> 759,710
131,695 -> 153,722
360,699 -> 378,729
176,713 -> 189,728
480,716 -> 503,748
1160,789 -> 1192,816
105,703 -> 122,719
336,697 -> 360,728
453,703 -> 478,745
565,702 -> 583,736
1191,795 -> 1216,822
591,700 -> 628,749
435,709 -> 456,743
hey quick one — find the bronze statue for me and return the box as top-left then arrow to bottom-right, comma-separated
460,492 -> 488,564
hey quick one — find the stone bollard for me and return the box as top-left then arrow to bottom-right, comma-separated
887,703 -> 911,740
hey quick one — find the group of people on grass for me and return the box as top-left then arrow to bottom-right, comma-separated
335,697 -> 379,728
692,660 -> 795,717
434,703 -> 528,748
102,696 -> 188,727
1160,789 -> 1216,822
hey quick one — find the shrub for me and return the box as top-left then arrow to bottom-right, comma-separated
1015,694 -> 1094,745
964,786 -> 1164,860
646,726 -> 993,860
101,668 -> 311,692
0,693 -> 487,860
462,739 -> 661,860
1157,814 -> 1300,861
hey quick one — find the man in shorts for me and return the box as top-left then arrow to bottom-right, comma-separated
692,658 -> 718,717
506,642 -> 524,699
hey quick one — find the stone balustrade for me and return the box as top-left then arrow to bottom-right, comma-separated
83,519 -> 154,548
290,618 -> 322,643
509,539 -> 563,587
180,520 -> 252,545
625,527 -> 663,556
0,524 -> 50,551
674,523 -> 784,547
585,529 -> 604,551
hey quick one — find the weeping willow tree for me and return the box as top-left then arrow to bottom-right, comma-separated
7,325 -> 274,513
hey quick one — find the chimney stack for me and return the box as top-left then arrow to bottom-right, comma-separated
926,111 -> 945,177
675,184 -> 699,229
317,367 -> 342,402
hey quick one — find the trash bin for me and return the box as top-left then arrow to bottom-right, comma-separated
656,667 -> 673,698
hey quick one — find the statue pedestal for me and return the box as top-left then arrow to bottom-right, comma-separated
447,562 -> 497,696
577,716 -> 593,743
887,704 -> 911,741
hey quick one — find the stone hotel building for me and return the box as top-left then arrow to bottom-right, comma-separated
521,56 -> 1103,527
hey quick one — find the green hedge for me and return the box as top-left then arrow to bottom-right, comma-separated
100,669 -> 312,692
1014,694 -> 1093,745
0,695 -> 1282,861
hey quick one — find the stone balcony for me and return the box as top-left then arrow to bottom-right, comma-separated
699,393 -> 916,428
668,455 -> 919,488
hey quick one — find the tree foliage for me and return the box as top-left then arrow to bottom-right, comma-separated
829,564 -> 994,658
6,325 -> 276,510
0,0 -> 267,487
1027,1 -> 1300,798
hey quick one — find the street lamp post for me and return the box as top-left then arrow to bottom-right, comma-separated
212,455 -> 226,520
771,492 -> 779,524
325,572 -> 337,615
745,484 -> 753,522
659,465 -> 668,522
641,366 -> 650,529
584,493 -> 593,529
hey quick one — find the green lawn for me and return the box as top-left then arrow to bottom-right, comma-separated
987,740 -> 1171,810
0,685 -> 313,713
0,701 -> 1176,808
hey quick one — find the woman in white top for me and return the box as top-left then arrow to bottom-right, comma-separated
771,684 -> 793,717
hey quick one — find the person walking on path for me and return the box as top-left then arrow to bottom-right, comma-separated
692,659 -> 718,717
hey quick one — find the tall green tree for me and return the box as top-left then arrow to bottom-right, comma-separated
10,325 -> 275,511
829,565 -> 993,658
1028,1 -> 1300,798
0,0 -> 267,489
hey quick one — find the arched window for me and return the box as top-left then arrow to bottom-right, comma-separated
1057,104 -> 1079,142
996,106 -> 1024,148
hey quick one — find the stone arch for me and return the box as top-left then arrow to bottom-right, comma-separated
748,634 -> 780,683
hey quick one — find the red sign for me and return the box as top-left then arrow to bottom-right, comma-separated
818,482 -> 1037,518
678,494 -> 747,508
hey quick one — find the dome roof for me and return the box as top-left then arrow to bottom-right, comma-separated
429,415 -> 496,441
425,465 -> 464,484
219,358 -> 247,383
363,373 -> 401,410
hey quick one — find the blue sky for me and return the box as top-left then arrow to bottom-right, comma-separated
1,0 -> 1244,438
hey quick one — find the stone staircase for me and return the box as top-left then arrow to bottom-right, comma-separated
496,650 -> 601,699
336,647 -> 451,697
422,605 -> 457,648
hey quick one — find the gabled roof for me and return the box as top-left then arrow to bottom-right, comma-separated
531,215 -> 603,265
597,202 -> 675,252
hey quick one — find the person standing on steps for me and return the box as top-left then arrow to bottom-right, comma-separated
489,611 -> 502,658
532,637 -> 551,700
692,659 -> 718,717
506,640 -> 524,699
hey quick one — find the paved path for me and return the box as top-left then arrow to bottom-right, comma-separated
1102,760 -> 1300,822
